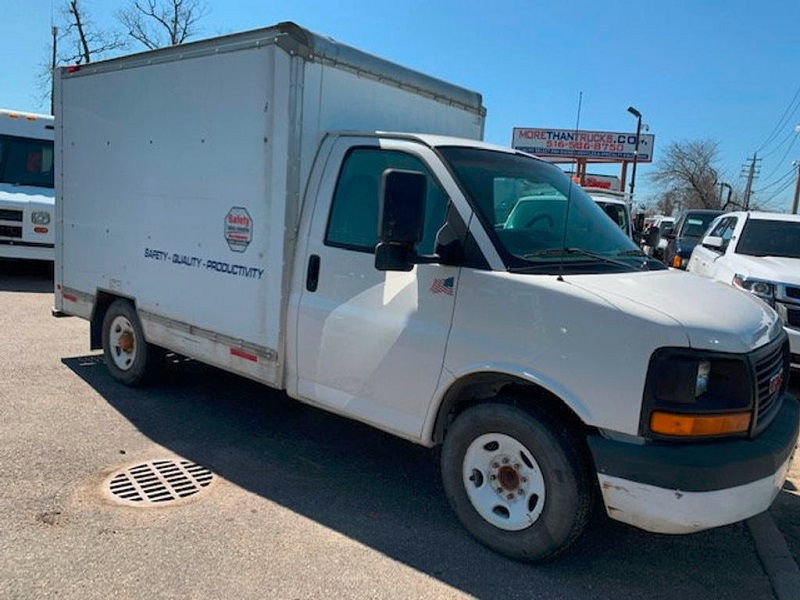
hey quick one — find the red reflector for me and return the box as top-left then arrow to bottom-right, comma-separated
56,284 -> 62,290
34,226 -> 48,234
63,293 -> 77,302
230,347 -> 258,362
66,65 -> 80,73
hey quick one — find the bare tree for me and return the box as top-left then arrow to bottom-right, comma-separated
35,2 -> 125,113
62,0 -> 126,64
650,140 -> 722,210
119,0 -> 206,49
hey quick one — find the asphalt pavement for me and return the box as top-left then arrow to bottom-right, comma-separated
0,261 -> 787,599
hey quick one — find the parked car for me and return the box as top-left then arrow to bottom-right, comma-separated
688,211 -> 800,364
0,109 -> 55,262
663,209 -> 724,269
55,22 -> 798,562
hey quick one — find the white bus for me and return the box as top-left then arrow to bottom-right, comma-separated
0,109 -> 55,262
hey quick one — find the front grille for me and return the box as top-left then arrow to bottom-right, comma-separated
788,309 -> 800,329
0,208 -> 23,222
752,338 -> 789,434
0,225 -> 22,238
786,286 -> 800,300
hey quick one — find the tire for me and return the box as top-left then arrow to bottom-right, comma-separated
440,402 -> 594,561
101,299 -> 162,386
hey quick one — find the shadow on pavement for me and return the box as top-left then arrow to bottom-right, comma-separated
0,259 -> 53,293
62,355 -> 771,600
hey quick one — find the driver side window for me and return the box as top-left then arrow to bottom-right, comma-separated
708,217 -> 736,251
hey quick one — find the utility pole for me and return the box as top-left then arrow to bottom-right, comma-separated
742,153 -> 761,210
792,161 -> 800,215
627,106 -> 642,202
50,26 -> 58,116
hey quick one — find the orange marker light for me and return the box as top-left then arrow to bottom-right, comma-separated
650,411 -> 751,437
672,255 -> 683,268
34,227 -> 48,234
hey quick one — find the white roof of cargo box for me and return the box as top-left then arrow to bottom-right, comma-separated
59,22 -> 485,116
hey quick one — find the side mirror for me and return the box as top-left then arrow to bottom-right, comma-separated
375,169 -> 427,272
702,236 -> 724,251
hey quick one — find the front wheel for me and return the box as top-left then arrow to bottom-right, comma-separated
440,402 -> 594,561
101,299 -> 162,386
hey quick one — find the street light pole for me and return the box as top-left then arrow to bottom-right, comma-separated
627,106 -> 642,203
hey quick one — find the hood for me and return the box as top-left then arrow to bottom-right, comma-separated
569,269 -> 781,353
0,183 -> 54,208
731,254 -> 800,286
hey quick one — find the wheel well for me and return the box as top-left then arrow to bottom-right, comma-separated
90,291 -> 134,350
431,373 -> 589,444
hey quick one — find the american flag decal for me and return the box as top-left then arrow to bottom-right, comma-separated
430,276 -> 455,296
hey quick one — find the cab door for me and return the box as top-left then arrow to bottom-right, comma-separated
293,137 -> 463,440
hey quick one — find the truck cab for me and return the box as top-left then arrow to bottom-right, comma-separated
584,188 -> 634,239
0,110 -> 55,262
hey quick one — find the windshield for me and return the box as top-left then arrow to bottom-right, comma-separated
594,200 -> 630,234
680,213 -> 719,238
0,135 -> 54,188
439,147 -> 662,273
736,219 -> 800,259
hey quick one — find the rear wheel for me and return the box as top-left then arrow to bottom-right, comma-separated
101,299 -> 162,386
440,402 -> 593,561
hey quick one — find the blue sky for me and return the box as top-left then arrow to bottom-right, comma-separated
2,0 -> 799,209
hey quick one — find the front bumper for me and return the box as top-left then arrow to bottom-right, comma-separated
0,241 -> 54,261
588,395 -> 799,534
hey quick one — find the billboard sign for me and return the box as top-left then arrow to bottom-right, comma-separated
513,127 -> 655,162
563,171 -> 622,191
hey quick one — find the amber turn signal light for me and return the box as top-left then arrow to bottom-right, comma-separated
650,411 -> 751,437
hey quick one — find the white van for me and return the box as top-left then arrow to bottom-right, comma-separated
688,211 -> 800,364
0,109 -> 55,261
55,23 -> 798,561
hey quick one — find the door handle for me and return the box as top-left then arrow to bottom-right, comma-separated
306,254 -> 320,292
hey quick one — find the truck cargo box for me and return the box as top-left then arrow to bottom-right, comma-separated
55,22 -> 485,386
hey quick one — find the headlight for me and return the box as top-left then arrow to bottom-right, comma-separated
31,211 -> 51,225
732,274 -> 775,303
641,348 -> 753,439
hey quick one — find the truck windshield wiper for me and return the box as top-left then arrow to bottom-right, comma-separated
521,247 -> 641,270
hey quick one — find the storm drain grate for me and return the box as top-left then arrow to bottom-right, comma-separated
107,459 -> 214,505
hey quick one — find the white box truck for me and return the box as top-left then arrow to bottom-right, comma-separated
55,22 -> 799,560
0,109 -> 55,261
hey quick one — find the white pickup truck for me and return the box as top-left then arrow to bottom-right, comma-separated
688,211 -> 800,365
0,109 -> 55,261
55,22 -> 798,560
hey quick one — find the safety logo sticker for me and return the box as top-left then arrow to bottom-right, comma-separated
430,277 -> 455,296
224,207 -> 252,253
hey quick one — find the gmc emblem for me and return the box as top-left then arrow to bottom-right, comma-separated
769,372 -> 785,395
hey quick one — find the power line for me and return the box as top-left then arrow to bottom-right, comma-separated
760,134 -> 798,183
761,126 -> 797,159
754,167 -> 795,193
765,176 -> 796,203
757,84 -> 800,153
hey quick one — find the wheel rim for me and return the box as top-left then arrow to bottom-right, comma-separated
109,315 -> 136,371
462,432 -> 546,531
